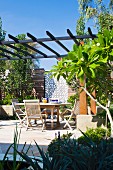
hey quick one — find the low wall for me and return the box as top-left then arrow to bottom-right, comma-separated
76,115 -> 106,132
0,105 -> 13,117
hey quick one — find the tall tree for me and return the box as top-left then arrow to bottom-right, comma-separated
0,17 -> 6,41
76,0 -> 113,34
0,17 -> 6,100
5,34 -> 34,100
50,29 -> 113,136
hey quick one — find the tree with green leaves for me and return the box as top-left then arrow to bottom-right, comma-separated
50,29 -> 113,137
0,17 -> 40,102
0,17 -> 6,41
76,0 -> 113,34
0,17 -> 7,100
4,34 -> 34,101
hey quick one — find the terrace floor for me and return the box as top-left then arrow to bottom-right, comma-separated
0,120 -> 82,157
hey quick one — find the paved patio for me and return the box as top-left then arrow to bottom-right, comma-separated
0,120 -> 82,157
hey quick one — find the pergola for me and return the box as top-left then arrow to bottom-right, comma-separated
0,27 -> 97,60
0,27 -> 97,115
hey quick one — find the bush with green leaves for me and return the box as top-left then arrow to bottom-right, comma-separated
18,134 -> 113,170
67,94 -> 78,108
48,128 -> 110,157
47,132 -> 73,157
97,108 -> 113,129
78,127 -> 110,145
0,95 -> 36,105
97,108 -> 113,118
0,94 -> 14,105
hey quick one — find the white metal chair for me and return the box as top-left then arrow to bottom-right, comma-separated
24,100 -> 46,131
60,100 -> 80,130
12,99 -> 26,127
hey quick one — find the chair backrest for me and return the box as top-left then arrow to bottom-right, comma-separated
23,99 -> 39,103
12,99 -> 20,111
73,100 -> 80,115
24,100 -> 41,117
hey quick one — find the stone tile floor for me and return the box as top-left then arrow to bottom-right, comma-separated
0,120 -> 82,157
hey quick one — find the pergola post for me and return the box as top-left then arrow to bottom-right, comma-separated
79,78 -> 87,114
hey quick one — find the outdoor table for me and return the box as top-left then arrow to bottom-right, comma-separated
40,102 -> 71,129
15,102 -> 71,129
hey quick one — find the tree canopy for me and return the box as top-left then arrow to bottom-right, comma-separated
76,0 -> 113,34
50,29 -> 113,104
50,28 -> 113,136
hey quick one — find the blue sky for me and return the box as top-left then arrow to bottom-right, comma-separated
0,0 -> 89,70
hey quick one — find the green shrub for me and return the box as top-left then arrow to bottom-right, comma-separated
97,108 -> 113,128
17,135 -> 113,170
67,94 -> 78,108
78,127 -> 110,145
0,95 -> 36,105
47,132 -> 73,157
0,94 -> 13,105
0,115 -> 16,120
97,108 -> 113,118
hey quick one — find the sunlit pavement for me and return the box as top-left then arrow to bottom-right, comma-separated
0,120 -> 82,156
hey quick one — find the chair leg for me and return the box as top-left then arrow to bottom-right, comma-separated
63,118 -> 73,131
42,119 -> 46,131
26,119 -> 31,130
42,123 -> 45,132
16,114 -> 27,127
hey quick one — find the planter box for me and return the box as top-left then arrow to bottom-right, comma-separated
76,115 -> 106,132
0,105 -> 13,117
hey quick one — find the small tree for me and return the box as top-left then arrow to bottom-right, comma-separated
3,34 -> 34,101
50,29 -> 113,137
76,0 -> 113,33
0,17 -> 6,100
0,17 -> 6,41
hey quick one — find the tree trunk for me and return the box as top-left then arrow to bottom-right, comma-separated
81,86 -> 113,137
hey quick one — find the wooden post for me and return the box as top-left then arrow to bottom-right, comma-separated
79,78 -> 87,115
90,90 -> 96,115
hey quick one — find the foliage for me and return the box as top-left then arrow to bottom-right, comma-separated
1,34 -> 34,101
97,107 -> 113,118
76,0 -> 113,34
76,15 -> 85,35
47,132 -> 73,157
0,17 -> 7,100
67,94 -> 79,106
0,17 -> 6,41
26,133 -> 113,170
1,127 -> 113,169
0,19 -> 40,103
17,141 -> 70,170
97,107 -> 113,128
50,29 -> 113,136
0,94 -> 13,105
50,29 -> 113,105
78,127 -> 110,144
0,94 -> 36,105
0,115 -> 16,120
